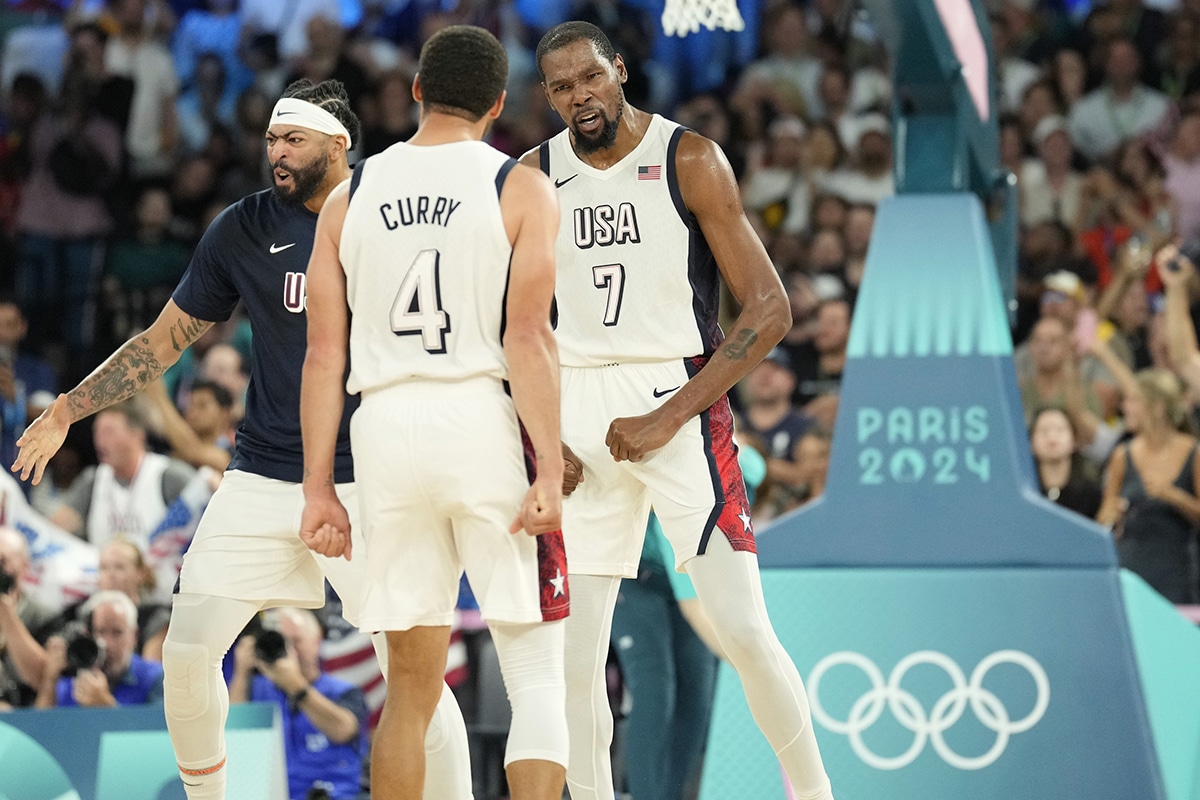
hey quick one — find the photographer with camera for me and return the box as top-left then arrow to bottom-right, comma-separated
230,608 -> 366,800
35,589 -> 163,708
0,526 -> 61,708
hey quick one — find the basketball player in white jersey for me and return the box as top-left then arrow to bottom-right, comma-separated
524,22 -> 834,800
13,80 -> 472,800
299,26 -> 569,800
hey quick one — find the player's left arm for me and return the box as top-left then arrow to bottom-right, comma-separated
300,179 -> 353,559
606,132 -> 789,462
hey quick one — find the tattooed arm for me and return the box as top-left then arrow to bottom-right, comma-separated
605,132 -> 789,462
13,300 -> 214,484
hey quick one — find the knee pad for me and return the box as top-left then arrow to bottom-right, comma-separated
162,641 -> 211,722
505,681 -> 569,768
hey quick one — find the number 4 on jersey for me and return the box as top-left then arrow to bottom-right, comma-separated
391,249 -> 451,353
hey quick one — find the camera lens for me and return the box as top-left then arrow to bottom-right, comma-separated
66,636 -> 101,673
254,630 -> 288,663
0,570 -> 15,595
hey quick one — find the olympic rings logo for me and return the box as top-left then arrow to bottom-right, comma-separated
808,650 -> 1050,771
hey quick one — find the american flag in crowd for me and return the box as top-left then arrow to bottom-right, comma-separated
637,165 -> 661,180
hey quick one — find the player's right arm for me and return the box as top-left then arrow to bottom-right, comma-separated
501,163 -> 564,535
12,300 -> 214,484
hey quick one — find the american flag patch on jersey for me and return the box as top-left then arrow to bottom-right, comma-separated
637,165 -> 661,180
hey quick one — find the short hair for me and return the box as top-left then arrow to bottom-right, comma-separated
100,399 -> 148,432
535,21 -> 617,82
84,589 -> 139,630
280,78 -> 362,149
190,379 -> 234,410
417,25 -> 508,121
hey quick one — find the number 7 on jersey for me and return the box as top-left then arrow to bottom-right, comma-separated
391,248 -> 451,353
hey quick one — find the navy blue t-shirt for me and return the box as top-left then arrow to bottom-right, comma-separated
172,189 -> 356,483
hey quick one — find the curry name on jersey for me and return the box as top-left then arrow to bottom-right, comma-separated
540,114 -> 723,368
339,140 -> 516,395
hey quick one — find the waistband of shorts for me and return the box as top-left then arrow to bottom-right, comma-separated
561,358 -> 690,373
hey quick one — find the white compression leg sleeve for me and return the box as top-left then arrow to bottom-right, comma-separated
488,620 -> 568,768
162,593 -> 262,800
562,575 -> 622,800
685,535 -> 834,800
371,630 -> 475,800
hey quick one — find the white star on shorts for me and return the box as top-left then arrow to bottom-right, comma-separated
550,569 -> 566,598
737,509 -> 752,532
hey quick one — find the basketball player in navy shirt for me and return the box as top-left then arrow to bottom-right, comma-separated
13,80 -> 472,800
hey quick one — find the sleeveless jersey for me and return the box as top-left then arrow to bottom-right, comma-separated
88,452 -> 171,550
340,141 -> 516,394
539,114 -> 723,367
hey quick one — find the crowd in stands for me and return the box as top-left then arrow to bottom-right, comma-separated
2,0 -> 1200,797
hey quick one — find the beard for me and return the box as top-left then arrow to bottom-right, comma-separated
572,100 -> 624,155
271,155 -> 329,207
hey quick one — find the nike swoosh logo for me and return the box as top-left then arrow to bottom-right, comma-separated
555,175 -> 578,188
269,242 -> 296,253
275,110 -> 297,117
652,386 -> 680,398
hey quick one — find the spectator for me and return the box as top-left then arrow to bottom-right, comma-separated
791,297 -> 850,429
739,347 -> 815,504
284,13 -> 370,111
1017,316 -> 1105,449
741,116 -> 809,234
0,296 -> 57,470
1094,246 -> 1154,370
1020,115 -> 1084,229
93,540 -> 171,660
142,377 -> 235,471
231,608 -> 367,800
991,11 -> 1041,113
1147,11 -> 1200,100
198,341 -> 249,414
731,2 -> 822,138
1049,48 -> 1088,110
1068,37 -> 1170,163
1029,406 -> 1103,519
240,0 -> 342,66
1093,350 -> 1200,604
1163,108 -> 1200,244
842,203 -> 874,296
172,0 -> 249,96
359,68 -> 417,157
105,0 -> 182,181
793,426 -> 832,506
1017,80 -> 1064,147
49,400 -> 197,551
1020,269 -> 1122,417
176,52 -> 237,155
0,526 -> 61,708
36,590 -> 164,708
14,64 -> 122,365
820,113 -> 894,206
102,187 -> 192,347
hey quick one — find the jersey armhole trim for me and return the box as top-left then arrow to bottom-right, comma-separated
666,126 -> 693,228
538,141 -> 550,175
349,158 -> 367,202
495,157 -> 518,198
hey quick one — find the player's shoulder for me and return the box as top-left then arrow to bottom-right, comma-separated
205,189 -> 274,236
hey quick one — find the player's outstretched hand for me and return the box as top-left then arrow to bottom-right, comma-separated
606,408 -> 678,463
562,441 -> 585,496
12,394 -> 72,485
300,494 -> 353,560
510,475 -> 563,536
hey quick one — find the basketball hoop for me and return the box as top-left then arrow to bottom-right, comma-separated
661,0 -> 745,36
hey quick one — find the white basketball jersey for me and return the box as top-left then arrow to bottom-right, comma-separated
340,141 -> 516,394
541,114 -> 723,367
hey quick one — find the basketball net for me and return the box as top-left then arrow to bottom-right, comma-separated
661,0 -> 745,36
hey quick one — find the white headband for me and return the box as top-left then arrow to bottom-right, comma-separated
269,97 -> 352,145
